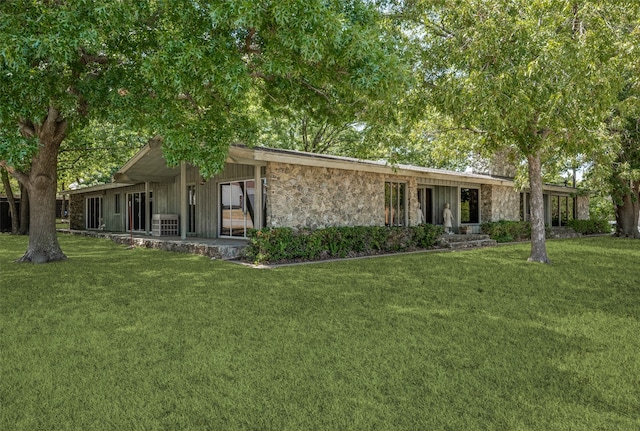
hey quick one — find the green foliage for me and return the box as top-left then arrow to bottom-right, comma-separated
567,219 -> 612,235
246,224 -> 444,264
410,0 -> 635,260
588,195 -> 616,222
0,0 -> 408,178
481,220 -> 533,243
58,121 -> 147,188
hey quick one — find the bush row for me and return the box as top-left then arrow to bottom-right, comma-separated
481,218 -> 611,242
480,220 -> 534,243
245,224 -> 444,264
567,219 -> 611,235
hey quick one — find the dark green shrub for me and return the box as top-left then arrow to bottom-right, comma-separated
481,220 -> 532,242
567,219 -> 611,235
245,224 -> 445,264
412,223 -> 445,248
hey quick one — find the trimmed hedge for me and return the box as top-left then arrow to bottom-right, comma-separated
482,219 -> 611,242
245,224 -> 444,264
567,219 -> 611,235
481,220 -> 533,243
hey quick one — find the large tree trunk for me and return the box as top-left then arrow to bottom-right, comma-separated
1,168 -> 19,234
527,152 -> 551,263
614,179 -> 640,238
12,107 -> 68,263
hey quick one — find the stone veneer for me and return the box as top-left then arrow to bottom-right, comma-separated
69,194 -> 84,230
576,195 -> 589,220
481,184 -> 521,222
266,162 -> 384,228
265,162 -> 421,229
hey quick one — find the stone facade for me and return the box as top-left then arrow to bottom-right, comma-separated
266,162 -> 387,229
576,195 -> 589,220
480,184 -> 520,223
471,150 -> 518,178
69,194 -> 84,230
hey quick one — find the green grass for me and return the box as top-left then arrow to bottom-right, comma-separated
1,234 -> 639,430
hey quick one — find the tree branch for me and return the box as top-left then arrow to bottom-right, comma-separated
299,79 -> 332,102
18,120 -> 36,138
78,47 -> 110,65
0,161 -> 30,186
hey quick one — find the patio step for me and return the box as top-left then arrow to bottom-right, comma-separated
549,227 -> 581,239
437,233 -> 497,250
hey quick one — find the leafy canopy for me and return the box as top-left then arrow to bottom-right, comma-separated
0,0 -> 409,178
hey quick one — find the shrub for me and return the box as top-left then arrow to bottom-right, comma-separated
245,224 -> 444,264
567,219 -> 611,235
481,220 -> 532,242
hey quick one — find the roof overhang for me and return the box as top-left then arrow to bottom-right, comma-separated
112,139 -> 180,184
67,141 -> 581,195
248,146 -> 515,186
65,182 -> 134,195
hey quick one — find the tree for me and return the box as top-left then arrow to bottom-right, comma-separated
414,0 -> 627,262
57,121 -> 147,189
1,168 -> 19,234
0,0 -> 407,263
587,89 -> 640,237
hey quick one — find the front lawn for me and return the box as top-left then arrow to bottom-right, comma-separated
1,235 -> 639,430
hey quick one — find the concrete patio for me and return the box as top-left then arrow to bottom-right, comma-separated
57,229 -> 249,260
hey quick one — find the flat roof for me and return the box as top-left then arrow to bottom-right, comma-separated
66,143 -> 578,194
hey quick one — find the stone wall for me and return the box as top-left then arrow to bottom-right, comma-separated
576,195 -> 589,220
266,162 -> 410,229
69,194 -> 84,230
480,184 -> 520,222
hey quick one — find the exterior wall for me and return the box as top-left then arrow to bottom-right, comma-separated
70,151 -> 588,236
69,162 -> 257,238
180,162 -> 255,238
481,184 -> 520,223
69,194 -> 84,230
576,195 -> 589,220
265,162 -> 387,229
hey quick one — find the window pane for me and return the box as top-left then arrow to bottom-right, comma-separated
461,188 -> 479,223
384,182 -> 405,226
552,196 -> 560,226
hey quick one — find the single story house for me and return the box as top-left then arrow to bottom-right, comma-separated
67,140 -> 589,239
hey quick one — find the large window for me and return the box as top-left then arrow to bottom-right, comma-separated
417,187 -> 433,224
86,196 -> 103,230
520,193 -> 531,221
126,191 -> 152,232
385,182 -> 406,226
460,188 -> 479,224
187,185 -> 196,234
552,195 -> 575,227
220,179 -> 265,238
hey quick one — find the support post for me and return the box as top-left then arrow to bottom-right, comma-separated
254,165 -> 262,230
180,162 -> 187,240
145,181 -> 150,235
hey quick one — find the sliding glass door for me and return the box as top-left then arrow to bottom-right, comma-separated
220,179 -> 265,238
126,191 -> 152,232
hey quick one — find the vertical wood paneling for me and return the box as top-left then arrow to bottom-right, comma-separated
432,186 -> 458,227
